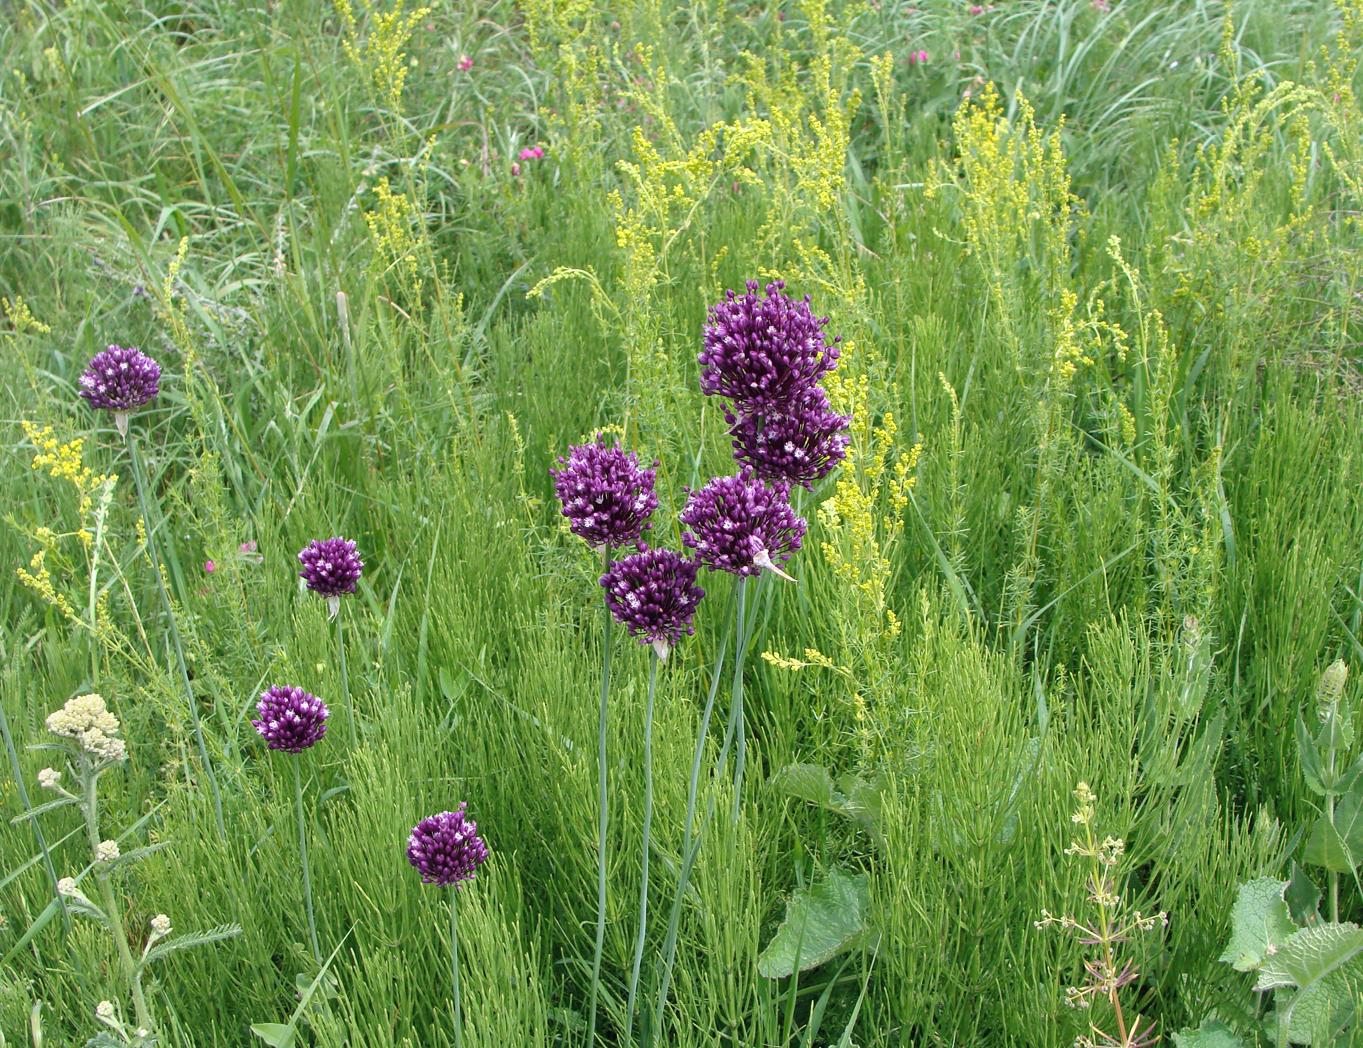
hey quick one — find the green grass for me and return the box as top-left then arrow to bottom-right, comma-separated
2,0 -> 1363,1044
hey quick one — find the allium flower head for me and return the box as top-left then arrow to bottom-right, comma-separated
252,685 -> 329,753
699,280 -> 840,412
78,345 -> 161,435
601,548 -> 705,660
46,693 -> 126,761
298,537 -> 363,616
551,436 -> 658,550
406,803 -> 489,887
726,385 -> 851,489
680,470 -> 807,580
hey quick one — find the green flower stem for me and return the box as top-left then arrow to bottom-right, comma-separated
651,586 -> 739,1041
0,703 -> 66,930
126,429 -> 225,837
336,608 -> 355,748
83,760 -> 151,1033
450,887 -> 463,1048
625,652 -> 660,1042
587,546 -> 615,1047
293,759 -> 321,966
724,578 -> 753,823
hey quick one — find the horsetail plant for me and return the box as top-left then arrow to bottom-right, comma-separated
407,803 -> 490,1048
550,434 -> 657,1046
253,684 -> 330,967
79,344 -> 226,837
33,694 -> 239,1044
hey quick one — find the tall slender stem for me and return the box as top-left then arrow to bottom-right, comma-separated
652,625 -> 731,1041
336,610 -> 354,747
293,759 -> 321,966
83,762 -> 151,1033
626,654 -> 660,1041
126,430 -> 225,836
0,704 -> 67,930
587,546 -> 615,1047
725,578 -> 751,823
450,888 -> 463,1048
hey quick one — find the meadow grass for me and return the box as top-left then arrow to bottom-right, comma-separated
2,0 -> 1363,1044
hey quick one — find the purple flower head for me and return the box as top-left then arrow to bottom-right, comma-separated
298,537 -> 363,616
726,385 -> 851,489
699,280 -> 840,413
79,345 -> 161,435
550,436 -> 658,550
600,548 -> 705,660
680,469 -> 807,580
407,804 -> 490,887
252,685 -> 329,753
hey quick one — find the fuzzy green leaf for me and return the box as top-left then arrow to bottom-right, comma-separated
1305,777 -> 1363,872
1254,922 -> 1363,991
1219,878 -> 1297,971
1285,863 -> 1322,927
757,867 -> 870,979
1171,1020 -> 1243,1048
249,1024 -> 295,1046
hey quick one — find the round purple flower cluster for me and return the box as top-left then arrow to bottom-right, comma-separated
725,385 -> 850,490
550,437 -> 658,550
298,537 -> 364,599
680,469 -> 807,579
78,345 -> 161,434
406,803 -> 490,887
699,280 -> 841,413
600,548 -> 705,660
252,685 -> 329,753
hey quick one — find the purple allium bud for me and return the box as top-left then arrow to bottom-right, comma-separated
252,685 -> 329,753
298,537 -> 363,616
680,470 -> 807,580
550,436 -> 658,550
725,385 -> 851,489
600,548 -> 705,660
699,280 -> 840,413
78,345 -> 161,436
406,803 -> 489,887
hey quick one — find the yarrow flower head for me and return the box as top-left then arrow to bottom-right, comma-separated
406,803 -> 489,887
298,536 -> 363,617
38,767 -> 60,790
78,345 -> 161,436
725,385 -> 851,489
150,913 -> 172,938
96,839 -> 120,863
680,470 -> 807,580
46,693 -> 127,762
601,548 -> 705,660
252,685 -> 329,753
550,436 -> 658,550
699,280 -> 840,413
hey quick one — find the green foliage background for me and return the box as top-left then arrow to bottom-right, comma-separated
2,0 -> 1363,1043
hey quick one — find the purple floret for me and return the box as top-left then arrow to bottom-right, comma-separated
252,685 -> 329,753
726,385 -> 850,489
407,804 -> 490,887
680,469 -> 807,579
78,345 -> 161,414
600,548 -> 705,660
298,537 -> 363,598
551,436 -> 658,550
699,281 -> 840,413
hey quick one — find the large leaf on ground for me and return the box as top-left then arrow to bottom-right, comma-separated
1254,923 -> 1363,992
1219,878 -> 1297,971
1171,1020 -> 1244,1048
757,866 -> 870,979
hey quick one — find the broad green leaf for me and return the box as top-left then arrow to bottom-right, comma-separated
770,764 -> 842,809
1171,1020 -> 1243,1048
1254,923 -> 1363,991
1276,964 -> 1360,1045
1305,777 -> 1363,872
1219,878 -> 1296,971
1297,716 -> 1327,796
1285,863 -> 1322,927
249,1023 -> 295,1047
757,867 -> 870,979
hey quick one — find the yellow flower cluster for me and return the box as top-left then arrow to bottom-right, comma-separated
364,177 -> 424,296
334,0 -> 432,113
22,421 -> 116,528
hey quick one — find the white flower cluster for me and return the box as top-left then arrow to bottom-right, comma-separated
95,839 -> 121,863
37,767 -> 60,789
150,913 -> 172,937
45,693 -> 126,761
